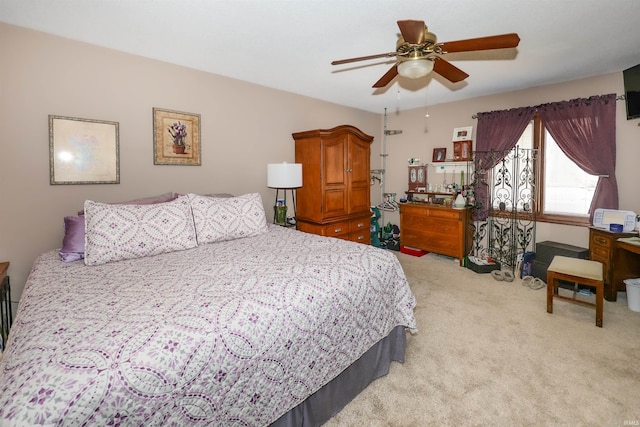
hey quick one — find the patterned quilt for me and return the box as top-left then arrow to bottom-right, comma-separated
0,226 -> 417,426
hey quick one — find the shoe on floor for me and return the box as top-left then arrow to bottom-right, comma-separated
522,276 -> 534,287
530,277 -> 546,290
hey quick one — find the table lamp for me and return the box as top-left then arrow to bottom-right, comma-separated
267,162 -> 302,226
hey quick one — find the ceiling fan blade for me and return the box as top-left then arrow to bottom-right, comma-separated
440,33 -> 520,53
433,58 -> 469,83
331,52 -> 398,65
372,65 -> 399,88
397,20 -> 426,44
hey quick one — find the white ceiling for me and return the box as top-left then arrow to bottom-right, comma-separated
2,0 -> 640,113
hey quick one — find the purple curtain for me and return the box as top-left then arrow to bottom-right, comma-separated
537,94 -> 618,221
474,107 -> 536,220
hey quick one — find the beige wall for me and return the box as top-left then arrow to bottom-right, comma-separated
2,22 -> 638,305
0,23 -> 380,301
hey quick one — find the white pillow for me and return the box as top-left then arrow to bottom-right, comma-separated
84,196 -> 197,265
188,192 -> 268,245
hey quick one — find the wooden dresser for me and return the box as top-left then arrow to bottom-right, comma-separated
399,203 -> 473,265
589,227 -> 638,301
293,125 -> 373,244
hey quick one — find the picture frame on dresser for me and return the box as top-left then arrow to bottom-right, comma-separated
49,115 -> 120,185
453,140 -> 473,161
432,148 -> 446,162
153,108 -> 201,166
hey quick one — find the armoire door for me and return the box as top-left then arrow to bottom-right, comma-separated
321,135 -> 348,218
347,135 -> 371,214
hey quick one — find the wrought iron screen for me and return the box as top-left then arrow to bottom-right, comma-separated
470,147 -> 538,271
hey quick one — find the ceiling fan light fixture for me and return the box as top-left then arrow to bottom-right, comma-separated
397,58 -> 434,79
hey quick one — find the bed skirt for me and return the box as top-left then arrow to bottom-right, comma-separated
271,325 -> 407,427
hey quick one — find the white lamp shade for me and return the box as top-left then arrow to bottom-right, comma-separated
267,163 -> 302,188
397,59 -> 434,79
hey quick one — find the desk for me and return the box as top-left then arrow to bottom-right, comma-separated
589,228 -> 638,301
612,237 -> 640,299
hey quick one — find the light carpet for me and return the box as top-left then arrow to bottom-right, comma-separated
326,252 -> 640,426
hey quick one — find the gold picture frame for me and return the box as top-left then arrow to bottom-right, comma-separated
153,108 -> 201,166
49,115 -> 119,185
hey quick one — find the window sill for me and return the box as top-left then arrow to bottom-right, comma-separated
536,213 -> 590,227
486,209 -> 590,227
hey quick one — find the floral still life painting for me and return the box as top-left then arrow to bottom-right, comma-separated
168,121 -> 188,154
153,108 -> 201,165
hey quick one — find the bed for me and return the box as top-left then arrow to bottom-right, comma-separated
0,193 -> 417,426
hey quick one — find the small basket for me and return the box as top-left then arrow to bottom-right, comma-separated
465,257 -> 501,274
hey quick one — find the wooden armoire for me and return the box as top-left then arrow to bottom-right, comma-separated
293,125 -> 373,244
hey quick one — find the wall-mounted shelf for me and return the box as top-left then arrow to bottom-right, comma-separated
431,161 -> 471,174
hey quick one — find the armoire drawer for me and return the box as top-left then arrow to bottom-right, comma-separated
321,220 -> 350,238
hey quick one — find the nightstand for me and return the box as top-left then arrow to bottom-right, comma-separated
0,262 -> 12,351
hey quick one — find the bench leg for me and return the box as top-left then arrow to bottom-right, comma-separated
547,276 -> 554,314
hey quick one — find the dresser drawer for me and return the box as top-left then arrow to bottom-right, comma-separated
349,217 -> 369,233
590,245 -> 609,261
590,233 -> 611,250
296,215 -> 369,244
348,218 -> 370,244
402,216 -> 461,235
348,230 -> 370,244
426,208 -> 465,220
405,228 -> 461,249
321,220 -> 350,237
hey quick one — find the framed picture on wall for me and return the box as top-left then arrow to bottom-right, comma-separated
153,108 -> 201,166
453,140 -> 473,161
432,147 -> 446,162
49,115 -> 120,185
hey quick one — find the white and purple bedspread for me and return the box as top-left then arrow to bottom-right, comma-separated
0,226 -> 417,426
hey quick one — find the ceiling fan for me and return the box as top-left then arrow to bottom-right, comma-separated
331,20 -> 520,88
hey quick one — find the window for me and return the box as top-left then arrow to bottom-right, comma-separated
542,129 -> 598,217
492,114 -> 598,226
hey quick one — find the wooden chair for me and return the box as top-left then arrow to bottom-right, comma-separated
546,256 -> 604,327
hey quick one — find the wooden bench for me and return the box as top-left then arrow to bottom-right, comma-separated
546,256 -> 604,327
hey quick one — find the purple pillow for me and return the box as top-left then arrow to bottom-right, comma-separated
77,192 -> 177,215
59,215 -> 86,262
